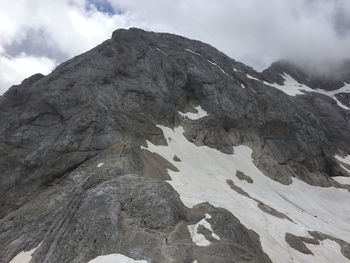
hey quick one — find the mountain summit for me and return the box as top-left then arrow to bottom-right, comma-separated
1,28 -> 350,263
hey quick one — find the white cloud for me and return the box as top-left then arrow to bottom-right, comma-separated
0,50 -> 56,95
110,0 -> 350,71
0,0 -> 133,93
0,0 -> 133,56
1,0 -> 350,93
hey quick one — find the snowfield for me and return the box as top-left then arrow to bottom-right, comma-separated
143,109 -> 350,263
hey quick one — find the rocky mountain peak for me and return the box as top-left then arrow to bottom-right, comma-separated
1,28 -> 350,263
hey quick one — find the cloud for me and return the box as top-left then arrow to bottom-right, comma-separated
1,0 -> 350,94
0,49 -> 56,95
110,0 -> 350,71
0,0 -> 134,93
0,0 -> 135,55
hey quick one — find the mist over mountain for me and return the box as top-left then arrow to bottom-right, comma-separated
1,0 -> 350,94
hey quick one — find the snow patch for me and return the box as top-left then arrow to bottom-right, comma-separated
185,49 -> 202,57
335,154 -> 350,165
207,60 -> 232,78
262,74 -> 314,96
314,83 -> 350,110
178,106 -> 208,120
332,176 -> 350,185
264,75 -> 350,109
188,223 -> 209,246
246,74 -> 261,82
97,163 -> 104,168
143,124 -> 350,263
88,254 -> 148,263
335,154 -> 350,174
10,244 -> 40,263
241,83 -> 246,89
245,73 -> 350,110
187,213 -> 220,246
156,47 -> 168,56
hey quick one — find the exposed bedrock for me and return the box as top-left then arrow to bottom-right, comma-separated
1,163 -> 271,263
1,28 -> 350,262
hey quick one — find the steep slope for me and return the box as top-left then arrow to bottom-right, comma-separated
263,60 -> 350,90
262,60 -> 350,108
0,28 -> 350,263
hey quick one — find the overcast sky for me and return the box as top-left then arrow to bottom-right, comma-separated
1,0 -> 350,94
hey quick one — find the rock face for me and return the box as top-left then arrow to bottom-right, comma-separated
262,59 -> 350,91
1,166 -> 271,263
0,28 -> 350,262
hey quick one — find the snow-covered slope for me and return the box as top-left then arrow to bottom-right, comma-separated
143,109 -> 350,263
249,73 -> 350,109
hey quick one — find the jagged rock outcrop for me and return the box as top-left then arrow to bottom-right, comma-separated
1,28 -> 350,262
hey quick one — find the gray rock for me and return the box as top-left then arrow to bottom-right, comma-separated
262,59 -> 350,91
1,28 -> 350,262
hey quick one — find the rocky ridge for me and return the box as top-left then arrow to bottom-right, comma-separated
0,28 -> 350,262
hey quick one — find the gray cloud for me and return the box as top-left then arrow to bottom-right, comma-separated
1,0 -> 350,94
4,29 -> 68,64
0,0 -> 133,94
109,0 -> 350,72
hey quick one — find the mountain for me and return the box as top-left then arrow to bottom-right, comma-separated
0,28 -> 349,263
